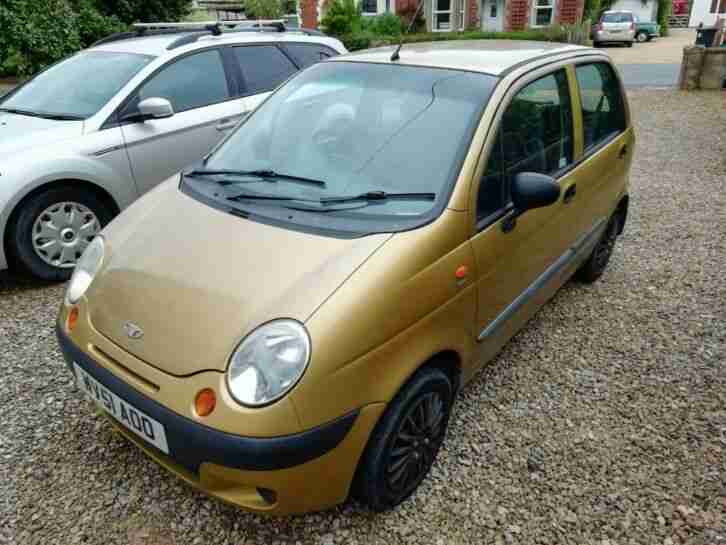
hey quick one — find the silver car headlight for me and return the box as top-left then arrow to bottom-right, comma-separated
65,236 -> 104,304
227,319 -> 311,407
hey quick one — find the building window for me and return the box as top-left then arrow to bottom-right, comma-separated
433,0 -> 452,30
532,0 -> 554,26
361,0 -> 378,14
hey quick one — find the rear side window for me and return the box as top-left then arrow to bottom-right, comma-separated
233,46 -> 298,95
136,50 -> 229,113
284,44 -> 336,69
575,62 -> 626,151
477,69 -> 573,221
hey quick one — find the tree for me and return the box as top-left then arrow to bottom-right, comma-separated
244,0 -> 284,19
92,0 -> 192,24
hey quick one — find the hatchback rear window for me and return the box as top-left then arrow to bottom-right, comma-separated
601,12 -> 633,22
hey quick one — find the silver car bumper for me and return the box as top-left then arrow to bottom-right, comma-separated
595,29 -> 636,42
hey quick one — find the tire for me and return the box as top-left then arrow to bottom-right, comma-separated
593,41 -> 601,47
575,212 -> 620,284
7,187 -> 115,282
353,367 -> 454,512
625,40 -> 634,47
636,31 -> 648,43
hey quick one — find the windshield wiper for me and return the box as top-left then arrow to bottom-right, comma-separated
0,108 -> 83,120
320,191 -> 435,204
186,168 -> 326,187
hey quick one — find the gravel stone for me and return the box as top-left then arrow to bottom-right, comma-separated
2,89 -> 725,545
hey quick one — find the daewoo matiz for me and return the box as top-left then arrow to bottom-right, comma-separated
57,40 -> 633,514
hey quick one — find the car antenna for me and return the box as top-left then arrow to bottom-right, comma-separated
390,0 -> 424,61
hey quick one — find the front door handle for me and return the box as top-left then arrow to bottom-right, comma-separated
618,144 -> 628,159
216,119 -> 239,132
563,184 -> 577,204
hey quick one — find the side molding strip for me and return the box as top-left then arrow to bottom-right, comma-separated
477,218 -> 606,342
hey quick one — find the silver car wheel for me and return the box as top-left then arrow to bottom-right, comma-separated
636,32 -> 648,42
32,202 -> 100,268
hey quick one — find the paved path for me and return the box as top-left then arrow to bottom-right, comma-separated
601,28 -> 696,88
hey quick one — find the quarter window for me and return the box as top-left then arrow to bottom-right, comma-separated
135,50 -> 229,113
233,46 -> 298,95
575,63 -> 626,151
477,70 -> 573,221
284,44 -> 336,69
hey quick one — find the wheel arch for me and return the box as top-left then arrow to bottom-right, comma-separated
3,179 -> 120,269
615,194 -> 629,235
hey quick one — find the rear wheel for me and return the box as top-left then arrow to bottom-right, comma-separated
576,212 -> 620,284
353,367 -> 453,512
636,31 -> 648,42
625,40 -> 634,47
7,187 -> 114,282
593,41 -> 601,47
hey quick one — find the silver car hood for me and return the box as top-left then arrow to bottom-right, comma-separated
0,113 -> 84,158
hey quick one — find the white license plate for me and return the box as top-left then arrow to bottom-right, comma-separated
74,363 -> 169,454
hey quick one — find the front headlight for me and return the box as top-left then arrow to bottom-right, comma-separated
227,319 -> 311,407
66,236 -> 104,304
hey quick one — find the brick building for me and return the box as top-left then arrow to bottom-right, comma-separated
301,0 -> 584,32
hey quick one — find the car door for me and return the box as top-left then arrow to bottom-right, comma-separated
571,61 -> 632,233
230,44 -> 300,112
119,48 -> 247,195
469,66 -> 583,363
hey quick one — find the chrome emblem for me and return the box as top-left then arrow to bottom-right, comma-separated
124,322 -> 144,340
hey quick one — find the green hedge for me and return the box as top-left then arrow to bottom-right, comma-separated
341,26 -> 589,51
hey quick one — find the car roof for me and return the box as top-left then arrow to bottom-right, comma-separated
333,40 -> 597,76
91,31 -> 341,57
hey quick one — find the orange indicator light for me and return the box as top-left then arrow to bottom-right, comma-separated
455,265 -> 468,279
195,388 -> 216,417
68,307 -> 79,331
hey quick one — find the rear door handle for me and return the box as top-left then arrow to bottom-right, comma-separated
563,184 -> 577,204
618,144 -> 628,159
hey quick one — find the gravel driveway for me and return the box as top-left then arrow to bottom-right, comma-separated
3,89 -> 725,545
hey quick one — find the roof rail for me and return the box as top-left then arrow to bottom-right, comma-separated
92,19 -> 329,50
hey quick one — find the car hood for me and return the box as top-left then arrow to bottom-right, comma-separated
0,112 -> 83,156
86,180 -> 391,376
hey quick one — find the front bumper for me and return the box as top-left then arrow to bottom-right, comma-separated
57,325 -> 384,514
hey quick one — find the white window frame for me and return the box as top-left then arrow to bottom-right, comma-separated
432,0 -> 453,31
360,0 -> 395,15
459,0 -> 466,29
531,0 -> 555,27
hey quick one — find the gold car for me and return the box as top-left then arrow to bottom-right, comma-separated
57,40 -> 633,515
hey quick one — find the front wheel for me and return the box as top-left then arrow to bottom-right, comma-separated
353,367 -> 453,512
7,187 -> 115,282
636,31 -> 648,42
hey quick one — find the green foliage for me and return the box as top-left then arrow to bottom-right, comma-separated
320,0 -> 362,36
245,0 -> 284,19
69,0 -> 126,46
92,0 -> 192,25
0,0 -> 82,77
656,0 -> 671,36
184,9 -> 216,22
360,13 -> 402,36
341,25 -> 590,52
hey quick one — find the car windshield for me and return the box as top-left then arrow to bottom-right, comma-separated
1,51 -> 153,120
197,61 -> 496,234
602,12 -> 633,22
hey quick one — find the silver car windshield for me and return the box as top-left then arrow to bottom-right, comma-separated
1,51 -> 153,120
204,61 -> 497,220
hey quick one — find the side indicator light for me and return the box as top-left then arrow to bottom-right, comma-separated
68,307 -> 79,332
195,388 -> 216,417
455,265 -> 468,279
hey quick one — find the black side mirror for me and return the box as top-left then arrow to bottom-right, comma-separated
502,172 -> 560,233
511,172 -> 560,213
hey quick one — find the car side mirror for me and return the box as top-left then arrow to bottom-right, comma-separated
132,97 -> 174,122
502,172 -> 560,233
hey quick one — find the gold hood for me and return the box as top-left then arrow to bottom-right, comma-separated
86,178 -> 391,376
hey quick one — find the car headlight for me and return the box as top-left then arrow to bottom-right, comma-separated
227,319 -> 311,407
66,236 -> 104,304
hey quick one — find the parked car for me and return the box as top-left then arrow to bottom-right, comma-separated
0,22 -> 345,281
634,15 -> 661,42
57,40 -> 633,515
593,10 -> 636,47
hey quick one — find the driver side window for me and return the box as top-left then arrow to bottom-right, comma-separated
477,69 -> 573,222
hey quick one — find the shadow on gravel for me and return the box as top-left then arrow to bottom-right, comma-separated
0,270 -> 60,294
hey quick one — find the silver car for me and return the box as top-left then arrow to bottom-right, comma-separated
593,11 -> 636,47
0,22 -> 345,280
